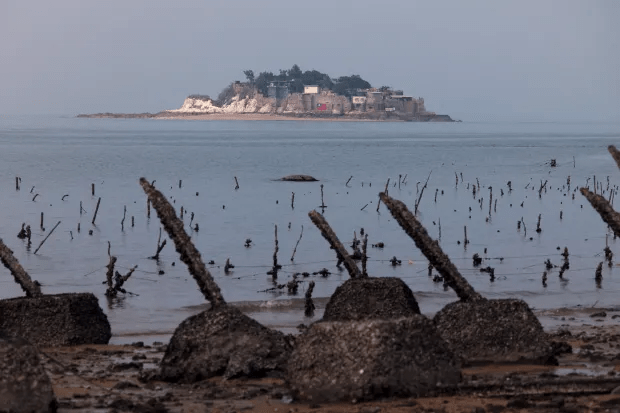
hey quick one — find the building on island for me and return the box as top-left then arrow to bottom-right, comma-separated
267,81 -> 290,100
303,85 -> 320,94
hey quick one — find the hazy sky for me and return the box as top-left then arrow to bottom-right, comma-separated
1,0 -> 618,121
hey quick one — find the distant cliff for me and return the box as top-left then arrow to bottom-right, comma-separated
160,82 -> 453,121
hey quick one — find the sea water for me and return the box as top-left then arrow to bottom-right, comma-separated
0,115 -> 619,342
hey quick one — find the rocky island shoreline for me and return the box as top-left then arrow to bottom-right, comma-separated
78,65 -> 456,122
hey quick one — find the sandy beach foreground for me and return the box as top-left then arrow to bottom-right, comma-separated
45,306 -> 620,412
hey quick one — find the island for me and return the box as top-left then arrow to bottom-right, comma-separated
78,65 -> 455,122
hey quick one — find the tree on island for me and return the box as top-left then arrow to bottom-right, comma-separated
239,65 -> 372,97
243,70 -> 254,84
333,75 -> 372,97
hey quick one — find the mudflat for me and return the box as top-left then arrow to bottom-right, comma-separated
43,307 -> 620,412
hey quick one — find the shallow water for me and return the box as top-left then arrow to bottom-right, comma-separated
0,115 -> 619,341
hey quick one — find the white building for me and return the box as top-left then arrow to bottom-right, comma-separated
303,85 -> 320,94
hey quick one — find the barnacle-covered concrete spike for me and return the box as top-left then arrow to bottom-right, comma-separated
379,192 -> 561,364
379,192 -> 482,302
308,210 -> 362,278
608,145 -> 620,170
139,177 -> 226,307
140,178 -> 293,381
0,239 -> 42,298
1,236 -> 111,346
580,187 -> 620,237
287,316 -> 461,402
322,277 -> 420,322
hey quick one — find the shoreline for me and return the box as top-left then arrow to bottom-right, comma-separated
77,112 -> 456,122
45,305 -> 620,412
158,113 -> 397,122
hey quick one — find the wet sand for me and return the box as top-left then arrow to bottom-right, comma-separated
45,306 -> 620,412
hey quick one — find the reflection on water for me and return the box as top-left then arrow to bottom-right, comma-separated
1,116 -> 620,338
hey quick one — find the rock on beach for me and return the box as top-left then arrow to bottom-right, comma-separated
287,315 -> 461,403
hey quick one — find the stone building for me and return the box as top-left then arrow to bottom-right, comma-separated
365,91 -> 385,112
267,81 -> 290,100
351,96 -> 367,111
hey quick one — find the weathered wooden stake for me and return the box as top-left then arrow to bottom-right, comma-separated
150,227 -> 167,260
34,221 -> 61,255
121,205 -> 126,231
377,178 -> 390,212
291,192 -> 295,209
92,197 -> 101,225
224,258 -> 233,274
361,233 -> 369,277
91,183 -> 95,196
15,176 -> 20,191
595,262 -> 603,288
234,176 -> 239,190
414,171 -> 432,215
268,224 -> 281,279
304,281 -> 315,317
40,212 -> 44,230
105,242 -> 117,296
290,225 -> 304,262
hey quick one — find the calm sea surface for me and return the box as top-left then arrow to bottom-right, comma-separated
0,115 -> 619,343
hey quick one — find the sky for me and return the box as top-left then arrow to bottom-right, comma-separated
1,0 -> 619,121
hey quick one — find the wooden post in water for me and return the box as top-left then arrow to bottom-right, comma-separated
92,197 -> 101,225
34,221 -> 61,255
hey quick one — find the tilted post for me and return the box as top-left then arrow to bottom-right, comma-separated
379,192 -> 483,302
580,187 -> 620,237
0,239 -> 42,298
608,145 -> 620,170
308,210 -> 362,278
139,178 -> 226,308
